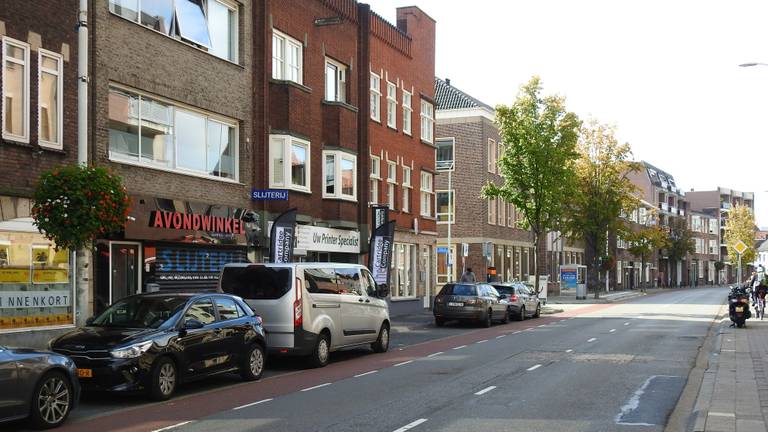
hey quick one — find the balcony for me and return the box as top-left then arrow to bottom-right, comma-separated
659,202 -> 669,212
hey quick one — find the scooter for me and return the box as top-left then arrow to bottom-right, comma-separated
728,286 -> 751,328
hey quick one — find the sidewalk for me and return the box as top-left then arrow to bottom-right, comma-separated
691,311 -> 768,432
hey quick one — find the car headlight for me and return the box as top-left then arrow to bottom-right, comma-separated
110,341 -> 153,359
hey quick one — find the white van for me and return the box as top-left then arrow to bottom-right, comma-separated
218,263 -> 390,367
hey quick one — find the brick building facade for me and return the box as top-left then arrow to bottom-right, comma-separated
0,0 -> 80,346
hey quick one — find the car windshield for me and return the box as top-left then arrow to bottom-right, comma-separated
439,284 -> 477,296
493,285 -> 514,295
91,296 -> 189,329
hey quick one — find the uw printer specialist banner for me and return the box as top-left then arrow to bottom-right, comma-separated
270,208 -> 297,263
368,220 -> 395,286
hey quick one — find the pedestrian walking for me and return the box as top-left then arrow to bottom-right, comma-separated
460,267 -> 477,283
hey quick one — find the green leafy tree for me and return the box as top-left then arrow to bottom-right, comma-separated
624,213 -> 668,291
482,76 -> 581,295
563,120 -> 640,298
724,205 -> 756,281
665,217 -> 695,286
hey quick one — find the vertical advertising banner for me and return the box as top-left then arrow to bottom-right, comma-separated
369,220 -> 395,286
372,205 -> 389,231
270,208 -> 297,263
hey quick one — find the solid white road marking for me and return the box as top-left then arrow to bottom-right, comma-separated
609,329 -> 616,333
301,383 -> 332,392
394,360 -> 414,367
476,339 -> 488,344
566,349 -> 573,353
427,352 -> 444,358
354,370 -> 378,378
151,422 -> 193,432
393,418 -> 428,432
474,386 -> 497,395
527,364 -> 542,371
452,345 -> 467,350
708,412 -> 736,417
233,398 -> 273,411
588,338 -> 597,342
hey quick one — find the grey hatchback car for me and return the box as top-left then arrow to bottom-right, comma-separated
433,283 -> 509,327
491,282 -> 541,321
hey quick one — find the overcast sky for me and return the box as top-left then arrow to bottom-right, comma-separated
368,0 -> 768,228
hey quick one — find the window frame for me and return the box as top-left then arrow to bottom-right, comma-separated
420,100 -> 434,143
402,166 -> 411,212
322,150 -> 357,201
488,198 -> 496,225
402,88 -> 412,135
387,160 -> 397,211
386,81 -> 397,129
487,138 -> 497,173
436,189 -> 454,224
498,198 -> 505,226
268,134 -> 310,193
370,72 -> 381,122
2,37 -> 31,143
324,57 -> 347,103
370,155 -> 381,205
108,85 -> 239,182
420,171 -> 433,217
272,29 -> 303,84
435,137 -> 455,171
37,49 -> 64,149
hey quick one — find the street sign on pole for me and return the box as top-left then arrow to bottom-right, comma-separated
733,240 -> 749,286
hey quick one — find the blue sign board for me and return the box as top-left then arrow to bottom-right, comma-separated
251,189 -> 289,201
436,247 -> 449,254
561,268 -> 578,289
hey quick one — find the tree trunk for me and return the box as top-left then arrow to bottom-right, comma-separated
584,235 -> 601,299
640,255 -> 646,293
533,231 -> 541,296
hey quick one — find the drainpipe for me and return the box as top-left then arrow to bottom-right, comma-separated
76,0 -> 90,325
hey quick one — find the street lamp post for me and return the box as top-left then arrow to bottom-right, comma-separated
740,63 -> 768,68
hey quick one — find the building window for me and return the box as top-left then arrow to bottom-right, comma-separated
325,58 -> 346,102
498,198 -> 505,225
488,198 -> 496,225
109,0 -> 238,62
108,87 -> 238,180
386,81 -> 397,129
269,134 -> 309,192
436,137 -> 454,171
420,171 -> 433,217
370,72 -> 381,122
2,37 -> 30,142
709,239 -> 718,255
402,89 -> 412,135
507,203 -> 515,227
37,50 -> 63,149
387,161 -> 397,210
487,138 -> 497,173
420,100 -> 434,143
272,29 -> 302,84
402,166 -> 411,212
370,156 -> 380,205
436,190 -> 454,224
323,151 -> 356,200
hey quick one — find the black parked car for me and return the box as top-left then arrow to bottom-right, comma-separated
50,292 -> 266,401
0,345 -> 80,429
433,283 -> 509,327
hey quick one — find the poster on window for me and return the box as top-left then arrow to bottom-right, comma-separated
270,208 -> 297,263
369,220 -> 395,286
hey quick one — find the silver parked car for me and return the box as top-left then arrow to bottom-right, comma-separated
491,282 -> 541,321
0,345 -> 80,429
433,283 -> 509,327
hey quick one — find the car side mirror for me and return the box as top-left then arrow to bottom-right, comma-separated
183,318 -> 205,330
376,284 -> 390,298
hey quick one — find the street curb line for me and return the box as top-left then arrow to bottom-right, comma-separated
663,302 -> 729,432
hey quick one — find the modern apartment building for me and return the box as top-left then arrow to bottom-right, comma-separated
688,210 -> 720,285
0,0 -> 80,346
686,187 -> 755,283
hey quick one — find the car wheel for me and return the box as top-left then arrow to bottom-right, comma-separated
435,317 -> 445,327
371,323 -> 390,353
482,309 -> 493,328
534,303 -> 541,318
241,344 -> 265,381
149,357 -> 177,401
309,332 -> 330,368
28,371 -> 72,429
517,306 -> 526,321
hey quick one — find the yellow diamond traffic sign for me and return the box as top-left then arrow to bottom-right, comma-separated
734,240 -> 749,255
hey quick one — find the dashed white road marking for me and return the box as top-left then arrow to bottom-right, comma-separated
512,331 -> 522,334
496,334 -> 507,339
427,352 -> 443,358
354,370 -> 378,378
588,338 -> 597,342
538,324 -> 547,328
527,364 -> 542,371
393,418 -> 428,432
233,398 -> 273,411
609,329 -> 616,333
474,386 -> 497,395
476,339 -> 488,344
394,360 -> 414,367
301,382 -> 332,392
151,421 -> 194,432
624,322 -> 630,326
452,345 -> 467,350
565,349 -> 573,353
525,327 -> 535,331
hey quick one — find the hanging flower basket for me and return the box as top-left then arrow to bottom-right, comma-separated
31,165 -> 131,250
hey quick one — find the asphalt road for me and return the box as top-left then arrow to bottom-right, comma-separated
15,287 -> 726,432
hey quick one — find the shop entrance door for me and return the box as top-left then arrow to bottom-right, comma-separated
110,242 -> 142,304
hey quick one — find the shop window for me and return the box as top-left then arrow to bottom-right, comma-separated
323,151 -> 356,201
108,87 -> 237,181
270,134 -> 310,192
391,243 -> 416,298
272,29 -> 302,84
2,37 -> 30,142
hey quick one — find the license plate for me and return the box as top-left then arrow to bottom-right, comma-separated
77,368 -> 92,378
447,302 -> 464,307
735,306 -> 744,313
